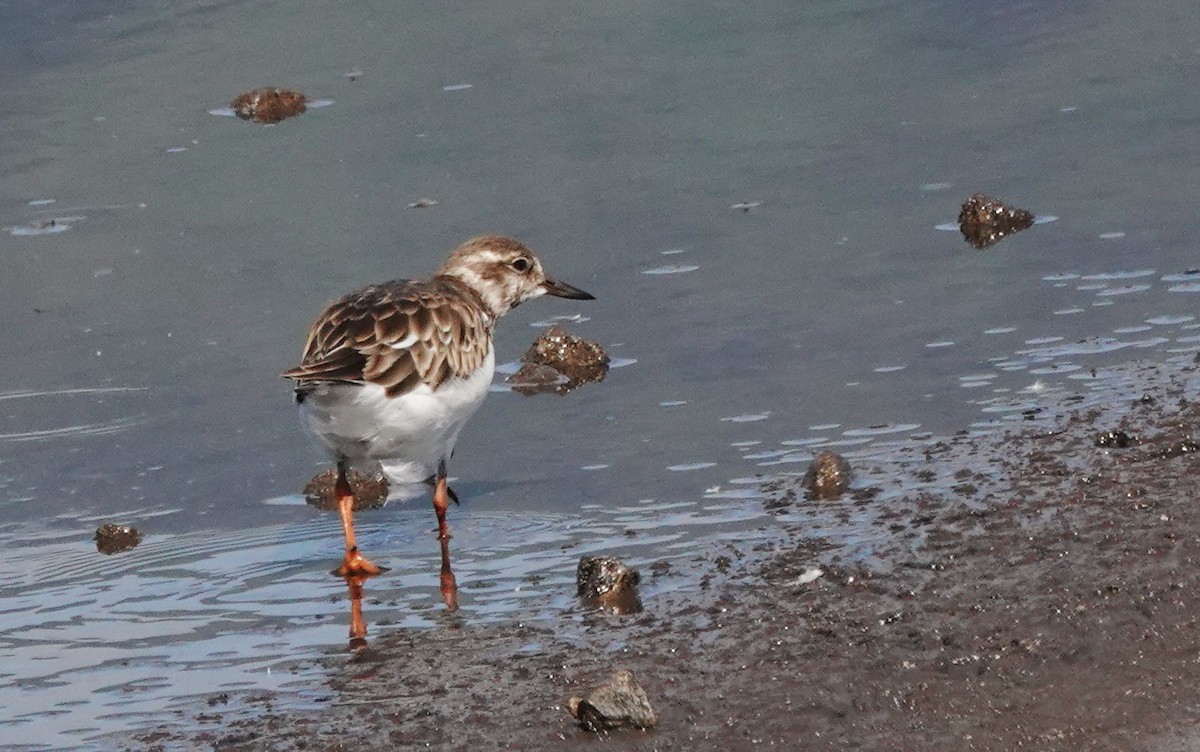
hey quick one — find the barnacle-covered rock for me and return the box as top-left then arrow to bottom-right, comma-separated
577,555 -> 643,614
304,468 -> 389,511
95,523 -> 143,555
231,88 -> 308,124
508,326 -> 608,395
803,450 -> 853,500
958,193 -> 1035,249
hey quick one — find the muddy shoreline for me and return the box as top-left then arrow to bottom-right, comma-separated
125,358 -> 1200,751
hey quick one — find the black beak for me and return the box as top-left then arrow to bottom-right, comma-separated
542,277 -> 595,300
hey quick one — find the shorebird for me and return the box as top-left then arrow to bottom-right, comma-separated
283,235 -> 594,582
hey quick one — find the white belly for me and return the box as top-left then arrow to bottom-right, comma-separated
299,350 -> 495,485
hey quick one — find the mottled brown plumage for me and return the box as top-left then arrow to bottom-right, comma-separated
283,277 -> 493,398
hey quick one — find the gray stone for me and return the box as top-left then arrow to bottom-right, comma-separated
567,670 -> 657,731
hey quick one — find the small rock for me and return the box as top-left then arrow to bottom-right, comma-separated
304,468 -> 389,511
577,555 -> 643,615
649,560 -> 672,577
957,193 -> 1035,249
567,670 -> 657,732
803,451 -> 853,500
507,326 -> 609,396
523,325 -> 608,370
95,523 -> 142,555
1095,430 -> 1135,449
231,88 -> 308,124
794,566 -> 824,585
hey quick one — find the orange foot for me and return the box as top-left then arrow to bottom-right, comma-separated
334,546 -> 388,577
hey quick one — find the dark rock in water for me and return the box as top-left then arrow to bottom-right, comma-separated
95,523 -> 142,555
525,325 -> 608,370
577,555 -> 643,614
231,88 -> 308,124
1095,430 -> 1135,449
567,670 -> 657,732
508,325 -> 609,396
577,555 -> 639,598
803,450 -> 853,500
957,193 -> 1035,249
304,468 -> 389,512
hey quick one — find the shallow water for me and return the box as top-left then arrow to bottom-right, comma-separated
2,0 -> 1199,747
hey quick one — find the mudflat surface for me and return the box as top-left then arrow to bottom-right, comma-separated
124,358 -> 1200,751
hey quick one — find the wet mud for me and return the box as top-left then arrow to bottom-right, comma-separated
123,358 -> 1200,751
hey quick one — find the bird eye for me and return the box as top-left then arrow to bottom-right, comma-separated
510,258 -> 531,272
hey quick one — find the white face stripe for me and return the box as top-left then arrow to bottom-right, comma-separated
471,249 -> 507,265
438,242 -> 554,318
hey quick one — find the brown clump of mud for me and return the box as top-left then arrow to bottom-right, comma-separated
231,88 -> 308,124
508,325 -> 609,396
94,523 -> 142,555
958,192 -> 1035,249
124,360 -> 1200,752
303,468 -> 389,511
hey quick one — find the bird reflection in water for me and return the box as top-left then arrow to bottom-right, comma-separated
341,534 -> 459,647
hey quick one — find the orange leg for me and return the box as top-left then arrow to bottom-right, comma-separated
439,535 -> 459,612
433,462 -> 458,610
345,574 -> 369,647
433,472 -> 453,541
333,460 -> 385,577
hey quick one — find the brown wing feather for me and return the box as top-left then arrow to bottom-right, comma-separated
282,278 -> 493,398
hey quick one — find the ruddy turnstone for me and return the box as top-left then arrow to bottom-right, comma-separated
283,235 -> 594,580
